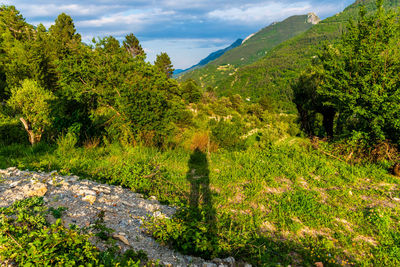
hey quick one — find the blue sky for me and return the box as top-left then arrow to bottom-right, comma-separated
3,0 -> 355,69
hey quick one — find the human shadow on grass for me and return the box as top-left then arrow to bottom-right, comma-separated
165,148 -> 218,258
187,148 -> 215,223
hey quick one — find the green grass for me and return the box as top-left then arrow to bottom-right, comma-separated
1,139 -> 399,266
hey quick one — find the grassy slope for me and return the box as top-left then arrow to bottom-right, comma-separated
208,0 -> 400,112
178,15 -> 315,88
1,141 -> 399,266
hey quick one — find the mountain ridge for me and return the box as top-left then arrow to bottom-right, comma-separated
173,38 -> 243,76
182,0 -> 400,112
178,13 -> 319,85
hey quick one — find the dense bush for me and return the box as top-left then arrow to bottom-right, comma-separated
0,116 -> 27,145
210,118 -> 245,150
0,197 -> 100,265
294,1 -> 400,146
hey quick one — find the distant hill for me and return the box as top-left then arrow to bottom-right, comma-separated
183,0 -> 400,113
178,14 -> 318,84
173,38 -> 243,76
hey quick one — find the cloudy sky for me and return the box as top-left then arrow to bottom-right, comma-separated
3,0 -> 355,69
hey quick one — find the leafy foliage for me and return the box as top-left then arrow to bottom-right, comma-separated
8,79 -> 56,144
295,0 -> 400,145
0,197 -> 100,265
123,33 -> 145,57
0,197 -> 154,266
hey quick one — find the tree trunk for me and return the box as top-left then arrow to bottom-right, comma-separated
321,108 -> 336,139
296,104 -> 315,136
19,117 -> 41,145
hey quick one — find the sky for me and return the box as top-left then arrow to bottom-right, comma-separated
3,0 -> 355,69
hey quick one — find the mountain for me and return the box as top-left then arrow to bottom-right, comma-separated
182,0 -> 400,112
211,13 -> 320,67
178,14 -> 318,85
173,38 -> 243,76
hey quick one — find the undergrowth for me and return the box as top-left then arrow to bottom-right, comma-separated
1,139 -> 400,266
0,197 -> 152,266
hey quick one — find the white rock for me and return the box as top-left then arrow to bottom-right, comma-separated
27,184 -> 48,197
112,234 -> 130,246
9,181 -> 20,188
223,257 -> 235,266
82,195 -> 96,205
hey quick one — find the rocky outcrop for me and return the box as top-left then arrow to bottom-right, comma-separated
0,167 -> 248,267
307,12 -> 321,25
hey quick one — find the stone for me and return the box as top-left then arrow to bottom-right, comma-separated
0,168 -> 208,266
9,181 -> 20,188
223,257 -> 235,266
307,12 -> 321,25
79,189 -> 96,196
83,195 -> 96,205
27,184 -> 48,197
212,258 -> 223,264
113,234 -> 130,246
202,263 -> 217,267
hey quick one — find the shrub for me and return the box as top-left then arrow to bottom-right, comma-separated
210,118 -> 245,150
190,132 -> 218,153
56,132 -> 78,156
0,117 -> 27,145
0,197 -> 100,265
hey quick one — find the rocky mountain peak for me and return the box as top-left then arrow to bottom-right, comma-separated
307,12 -> 321,24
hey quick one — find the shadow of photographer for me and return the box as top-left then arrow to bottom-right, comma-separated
186,148 -> 215,225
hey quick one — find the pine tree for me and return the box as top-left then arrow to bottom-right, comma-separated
154,52 -> 174,78
123,33 -> 144,57
49,13 -> 81,56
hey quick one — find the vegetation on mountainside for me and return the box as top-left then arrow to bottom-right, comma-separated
179,14 -> 316,93
294,0 -> 400,146
196,0 -> 400,113
1,0 -> 400,266
174,38 -> 243,76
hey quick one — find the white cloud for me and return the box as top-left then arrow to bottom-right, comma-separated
208,1 -> 340,24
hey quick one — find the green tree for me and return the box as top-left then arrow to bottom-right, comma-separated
154,52 -> 174,78
0,5 -> 33,41
8,79 -> 56,145
180,79 -> 202,103
56,37 -> 186,146
49,13 -> 81,56
296,0 -> 400,144
123,33 -> 144,57
293,69 -> 336,137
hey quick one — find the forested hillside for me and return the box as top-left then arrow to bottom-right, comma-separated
178,14 -> 317,90
199,0 -> 400,112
